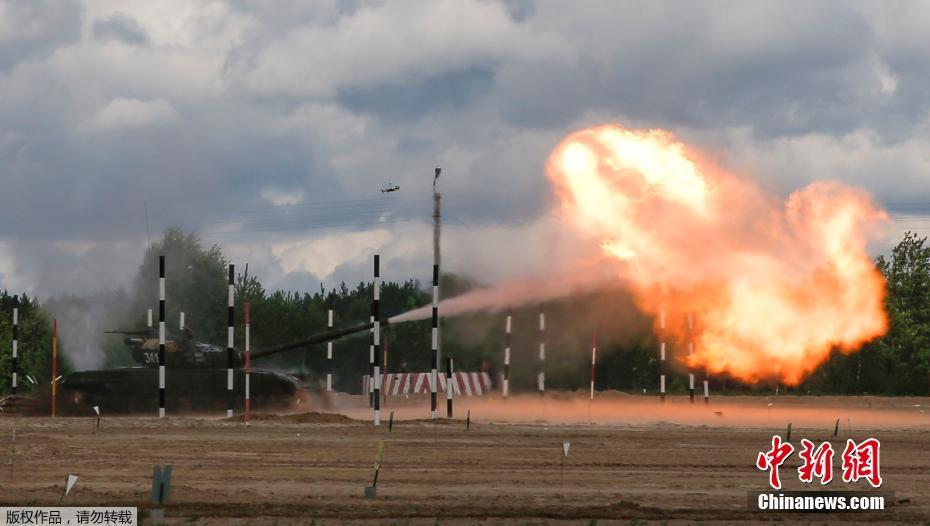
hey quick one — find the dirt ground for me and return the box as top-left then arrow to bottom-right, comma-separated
2,392 -> 929,525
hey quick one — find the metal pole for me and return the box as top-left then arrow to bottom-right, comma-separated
227,264 -> 235,417
446,357 -> 453,418
373,255 -> 381,426
659,308 -> 666,402
11,296 -> 18,395
369,313 -> 374,407
326,308 -> 333,392
433,167 -> 442,366
688,312 -> 695,404
430,264 -> 439,418
383,335 -> 388,408
158,256 -> 166,418
245,303 -> 251,422
538,310 -> 546,395
503,312 -> 511,398
590,333 -> 597,400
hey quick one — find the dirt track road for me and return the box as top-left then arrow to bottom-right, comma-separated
2,394 -> 929,524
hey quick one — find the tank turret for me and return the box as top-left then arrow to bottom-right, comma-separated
105,327 -> 241,369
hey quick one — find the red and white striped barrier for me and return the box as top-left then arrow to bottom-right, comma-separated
363,372 -> 492,397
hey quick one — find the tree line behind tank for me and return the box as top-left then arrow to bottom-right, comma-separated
0,293 -> 54,394
2,228 -> 930,396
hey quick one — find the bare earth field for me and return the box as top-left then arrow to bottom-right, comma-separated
2,392 -> 930,525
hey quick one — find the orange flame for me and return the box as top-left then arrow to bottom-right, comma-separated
547,125 -> 889,385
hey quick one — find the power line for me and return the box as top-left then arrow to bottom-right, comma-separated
213,195 -> 431,215
206,217 -> 425,235
209,207 -> 431,228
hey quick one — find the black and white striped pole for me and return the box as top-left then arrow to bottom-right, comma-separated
503,312 -> 511,398
538,310 -> 546,395
158,256 -> 166,418
245,303 -> 251,422
430,264 -> 439,419
699,313 -> 709,404
688,312 -> 695,404
704,369 -> 710,404
326,307 -> 333,392
590,333 -> 597,400
368,313 -> 374,407
227,264 -> 235,418
659,308 -> 666,402
372,255 -> 381,426
11,296 -> 18,395
446,357 -> 453,418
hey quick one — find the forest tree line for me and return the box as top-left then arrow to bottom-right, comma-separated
2,229 -> 930,396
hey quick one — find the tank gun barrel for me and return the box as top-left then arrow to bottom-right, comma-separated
104,329 -> 152,336
251,319 -> 389,361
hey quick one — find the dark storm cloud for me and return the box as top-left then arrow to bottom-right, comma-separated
92,12 -> 149,46
494,0 -> 882,137
1,0 -> 929,298
337,67 -> 495,122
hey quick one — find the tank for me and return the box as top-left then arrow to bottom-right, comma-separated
0,320 -> 380,416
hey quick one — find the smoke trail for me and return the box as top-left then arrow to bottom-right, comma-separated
388,258 -> 616,323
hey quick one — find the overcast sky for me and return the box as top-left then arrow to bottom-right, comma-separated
2,0 -> 929,299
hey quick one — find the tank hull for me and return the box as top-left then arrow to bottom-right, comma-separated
55,367 -> 303,415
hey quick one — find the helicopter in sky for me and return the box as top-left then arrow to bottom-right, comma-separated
380,183 -> 400,193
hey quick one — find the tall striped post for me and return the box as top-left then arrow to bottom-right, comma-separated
51,319 -> 57,417
704,369 -> 710,404
688,312 -> 695,404
590,333 -> 597,400
430,264 -> 439,419
538,310 -> 545,395
699,313 -> 709,404
245,303 -> 251,422
503,312 -> 511,398
659,308 -> 666,402
446,357 -> 453,418
11,296 -> 18,395
372,255 -> 381,426
368,313 -> 374,407
326,308 -> 333,392
158,256 -> 166,418
227,264 -> 235,418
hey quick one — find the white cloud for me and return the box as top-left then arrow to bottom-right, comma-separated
232,0 -> 573,98
271,230 -> 392,279
85,97 -> 178,130
260,188 -> 304,207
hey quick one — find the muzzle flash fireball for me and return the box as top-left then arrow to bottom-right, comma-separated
547,125 -> 889,385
